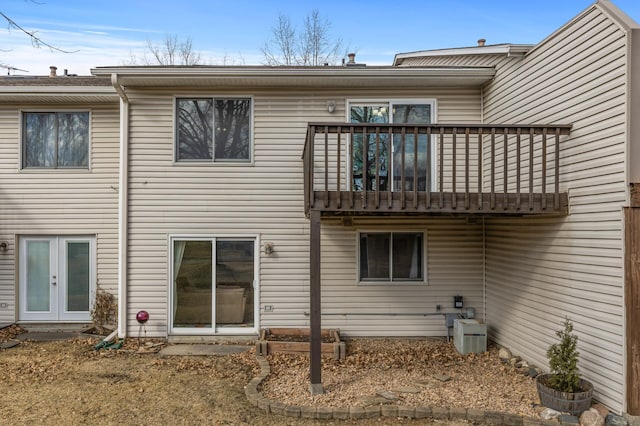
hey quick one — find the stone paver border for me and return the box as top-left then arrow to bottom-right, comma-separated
244,355 -> 563,424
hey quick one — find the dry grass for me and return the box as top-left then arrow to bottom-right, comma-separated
0,332 -> 469,425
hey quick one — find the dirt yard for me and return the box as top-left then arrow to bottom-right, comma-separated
0,325 -> 539,425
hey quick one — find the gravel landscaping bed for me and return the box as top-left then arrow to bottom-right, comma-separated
260,337 -> 540,418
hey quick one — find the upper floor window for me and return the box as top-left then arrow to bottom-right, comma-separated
23,112 -> 90,168
176,98 -> 252,162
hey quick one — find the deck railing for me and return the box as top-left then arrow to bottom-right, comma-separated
303,123 -> 572,215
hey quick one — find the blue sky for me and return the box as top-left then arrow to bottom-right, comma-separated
2,0 -> 640,75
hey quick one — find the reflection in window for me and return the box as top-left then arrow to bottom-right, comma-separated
359,232 -> 424,282
23,112 -> 89,168
176,98 -> 251,162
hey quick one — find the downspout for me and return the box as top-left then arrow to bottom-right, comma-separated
482,216 -> 486,323
111,73 -> 129,338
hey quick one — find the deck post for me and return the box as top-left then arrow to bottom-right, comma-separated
309,209 -> 323,395
624,205 -> 640,415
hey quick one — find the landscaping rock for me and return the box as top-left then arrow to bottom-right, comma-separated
606,413 -> 629,426
580,408 -> 605,426
527,367 -> 539,378
540,408 -> 562,420
558,414 -> 580,426
591,403 -> 609,419
499,347 -> 512,360
376,390 -> 399,401
433,373 -> 451,382
0,340 -> 19,349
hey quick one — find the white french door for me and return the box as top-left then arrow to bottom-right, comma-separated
19,236 -> 96,322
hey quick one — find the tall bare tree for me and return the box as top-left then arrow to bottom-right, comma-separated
261,9 -> 344,66
128,34 -> 203,65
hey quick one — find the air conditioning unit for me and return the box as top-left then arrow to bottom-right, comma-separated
454,319 -> 487,355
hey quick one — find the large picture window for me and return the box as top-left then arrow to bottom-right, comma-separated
23,112 -> 90,168
359,231 -> 424,282
176,98 -> 252,162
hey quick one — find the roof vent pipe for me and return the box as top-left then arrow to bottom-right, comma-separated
477,39 -> 486,47
49,66 -> 57,78
347,53 -> 356,64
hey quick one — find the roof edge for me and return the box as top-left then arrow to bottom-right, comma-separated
393,44 -> 534,66
91,66 -> 494,78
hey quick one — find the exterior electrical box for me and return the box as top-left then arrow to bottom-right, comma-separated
454,319 -> 487,355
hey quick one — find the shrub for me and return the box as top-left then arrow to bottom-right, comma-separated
546,318 -> 581,393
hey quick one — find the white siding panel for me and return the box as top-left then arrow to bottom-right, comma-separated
0,104 -> 120,323
482,6 -> 627,413
125,89 -> 483,336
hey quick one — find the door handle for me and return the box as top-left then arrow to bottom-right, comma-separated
52,282 -> 57,286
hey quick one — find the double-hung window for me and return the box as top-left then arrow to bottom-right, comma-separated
358,231 -> 425,283
22,112 -> 90,168
176,97 -> 252,162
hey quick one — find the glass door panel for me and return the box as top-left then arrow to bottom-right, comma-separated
65,241 -> 90,312
25,240 -> 54,314
392,104 -> 432,191
173,240 -> 213,328
350,105 -> 390,191
215,240 -> 254,328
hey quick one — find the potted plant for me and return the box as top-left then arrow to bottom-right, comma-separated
536,318 -> 593,415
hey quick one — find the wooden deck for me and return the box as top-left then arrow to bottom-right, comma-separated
303,123 -> 572,216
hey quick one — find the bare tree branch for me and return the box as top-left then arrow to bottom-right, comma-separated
262,9 -> 346,66
0,11 -> 77,53
128,34 -> 203,65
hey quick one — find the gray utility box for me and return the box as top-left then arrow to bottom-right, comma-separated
454,319 -> 487,355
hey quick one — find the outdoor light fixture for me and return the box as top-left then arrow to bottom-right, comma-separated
327,100 -> 336,113
264,242 -> 275,255
0,242 -> 7,252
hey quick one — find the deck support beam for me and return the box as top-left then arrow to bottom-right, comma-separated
624,206 -> 640,416
309,210 -> 323,395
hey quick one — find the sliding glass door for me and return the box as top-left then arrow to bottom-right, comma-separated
349,100 -> 435,192
170,237 -> 257,334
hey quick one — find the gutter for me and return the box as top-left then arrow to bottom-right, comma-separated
111,73 -> 129,338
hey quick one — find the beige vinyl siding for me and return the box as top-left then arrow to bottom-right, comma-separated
124,88 -> 483,336
0,104 -> 120,323
320,217 -> 483,336
481,5 -> 627,413
398,54 -> 508,67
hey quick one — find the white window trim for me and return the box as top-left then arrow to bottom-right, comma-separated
346,99 -> 437,192
173,95 -> 255,165
167,234 -> 260,336
356,229 -> 427,286
20,109 -> 93,171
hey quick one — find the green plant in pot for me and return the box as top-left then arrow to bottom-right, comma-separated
536,318 -> 593,415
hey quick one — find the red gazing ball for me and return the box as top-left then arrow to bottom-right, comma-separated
136,310 -> 149,324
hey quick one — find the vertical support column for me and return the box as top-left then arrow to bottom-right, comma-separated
309,209 -> 323,395
624,206 -> 640,416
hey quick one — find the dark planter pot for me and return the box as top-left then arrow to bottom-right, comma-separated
536,374 -> 594,416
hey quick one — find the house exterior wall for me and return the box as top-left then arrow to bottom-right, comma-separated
481,4 -> 628,413
123,87 -> 485,337
0,103 -> 120,324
